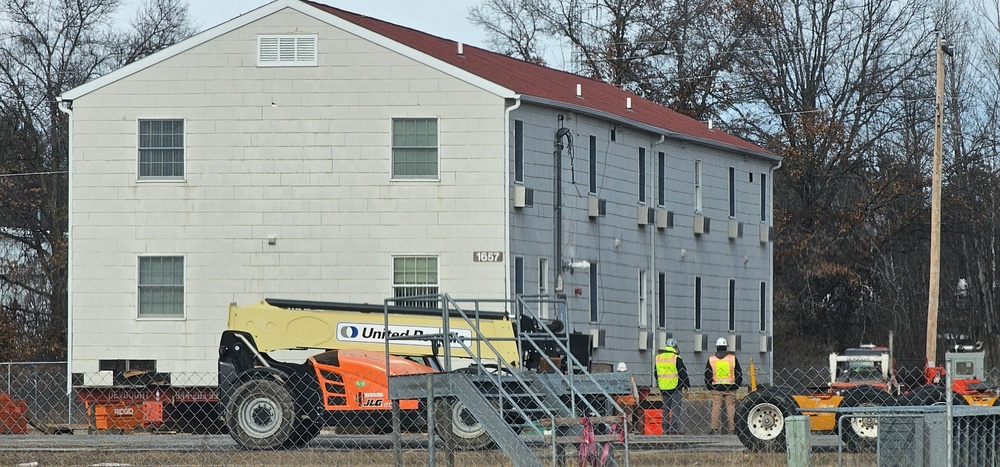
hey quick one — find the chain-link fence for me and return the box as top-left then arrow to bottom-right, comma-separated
0,362 -> 997,466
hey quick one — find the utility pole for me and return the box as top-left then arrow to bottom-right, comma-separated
926,34 -> 948,371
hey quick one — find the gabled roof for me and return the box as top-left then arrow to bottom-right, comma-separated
300,1 -> 771,159
61,0 -> 772,159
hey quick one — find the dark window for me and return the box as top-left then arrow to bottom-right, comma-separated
514,256 -> 524,295
589,135 -> 597,194
729,279 -> 736,331
590,263 -> 599,323
694,276 -> 702,330
610,128 -> 616,141
514,120 -> 523,183
760,173 -> 767,222
760,282 -> 767,332
638,148 -> 646,203
657,151 -> 665,207
658,272 -> 666,327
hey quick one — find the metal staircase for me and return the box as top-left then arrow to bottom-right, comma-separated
385,294 -> 632,466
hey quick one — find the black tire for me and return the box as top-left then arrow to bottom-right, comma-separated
283,418 -> 321,448
434,397 -> 493,450
734,388 -> 800,452
225,378 -> 296,450
899,385 -> 967,407
838,386 -> 895,452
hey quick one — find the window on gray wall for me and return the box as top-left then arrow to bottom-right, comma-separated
138,256 -> 184,317
514,256 -> 524,296
760,281 -> 767,332
590,263 -> 599,323
729,279 -> 737,331
638,147 -> 646,203
638,269 -> 648,327
138,119 -> 184,179
694,276 -> 702,330
760,173 -> 767,222
694,160 -> 703,212
538,258 -> 549,319
589,135 -> 597,194
658,272 -> 666,327
514,120 -> 524,183
657,151 -> 665,207
729,167 -> 736,218
391,118 -> 438,179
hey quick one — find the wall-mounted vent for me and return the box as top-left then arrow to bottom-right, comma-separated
590,328 -> 606,348
728,220 -> 743,240
694,214 -> 711,235
694,333 -> 708,353
513,186 -> 534,208
656,209 -> 674,229
759,223 -> 770,243
760,335 -> 772,353
588,195 -> 607,218
728,333 -> 742,352
637,206 -> 651,226
257,34 -> 318,67
638,330 -> 652,350
659,331 -> 672,348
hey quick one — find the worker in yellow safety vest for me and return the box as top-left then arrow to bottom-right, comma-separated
704,337 -> 743,435
655,338 -> 690,434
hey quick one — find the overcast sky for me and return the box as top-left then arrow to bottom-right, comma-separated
120,0 -> 489,47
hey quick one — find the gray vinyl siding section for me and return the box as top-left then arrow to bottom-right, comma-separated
508,104 -> 773,385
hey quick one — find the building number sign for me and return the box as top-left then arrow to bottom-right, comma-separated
473,251 -> 504,263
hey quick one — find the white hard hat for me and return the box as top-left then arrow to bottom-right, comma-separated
665,338 -> 678,349
716,337 -> 728,347
616,362 -> 628,372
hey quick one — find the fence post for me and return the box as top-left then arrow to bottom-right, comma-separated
786,415 -> 811,467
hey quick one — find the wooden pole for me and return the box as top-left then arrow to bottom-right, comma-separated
926,34 -> 946,371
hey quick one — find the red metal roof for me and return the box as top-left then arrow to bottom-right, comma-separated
301,1 -> 770,157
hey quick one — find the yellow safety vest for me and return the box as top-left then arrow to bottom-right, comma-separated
709,354 -> 736,385
655,348 -> 679,390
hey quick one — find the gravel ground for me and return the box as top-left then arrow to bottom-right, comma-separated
0,431 -> 872,466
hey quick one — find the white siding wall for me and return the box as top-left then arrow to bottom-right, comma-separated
70,8 -> 509,376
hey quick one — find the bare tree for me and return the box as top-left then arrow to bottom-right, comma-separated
468,0 -> 750,120
0,0 -> 195,361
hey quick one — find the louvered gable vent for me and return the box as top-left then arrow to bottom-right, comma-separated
257,34 -> 317,67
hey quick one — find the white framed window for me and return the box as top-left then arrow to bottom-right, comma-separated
391,118 -> 439,179
589,262 -> 599,323
138,256 -> 184,318
257,34 -> 318,67
514,120 -> 524,183
138,119 -> 184,179
392,256 -> 439,308
589,135 -> 597,194
729,167 -> 736,218
638,269 -> 648,327
729,279 -> 737,331
694,160 -> 703,212
638,148 -> 646,204
759,281 -> 767,332
657,151 -> 666,207
760,173 -> 768,222
538,258 -> 550,319
657,272 -> 666,327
